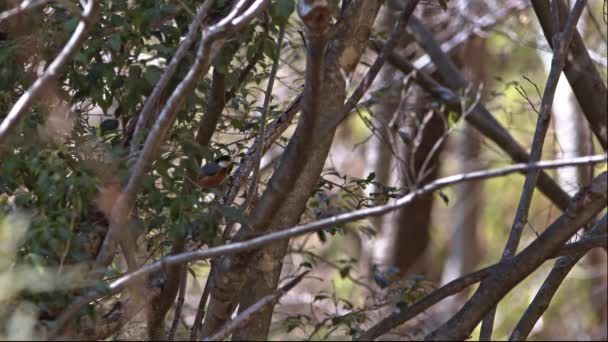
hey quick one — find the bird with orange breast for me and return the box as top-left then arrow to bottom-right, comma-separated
198,155 -> 233,189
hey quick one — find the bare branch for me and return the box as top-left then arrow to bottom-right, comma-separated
238,22 -> 286,235
370,36 -> 571,210
203,271 -> 309,341
0,0 -> 99,148
412,0 -> 528,69
45,155 -> 607,336
532,0 -> 608,149
480,1 -> 587,338
357,223 -> 607,341
166,270 -> 188,341
223,93 -> 302,206
428,170 -> 606,340
406,17 -> 574,210
509,215 -> 608,340
318,0 -> 421,135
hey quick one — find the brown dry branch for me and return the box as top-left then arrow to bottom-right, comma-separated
532,0 -> 608,149
509,215 -> 608,340
46,155 -> 607,340
479,1 -> 587,337
405,16 -> 573,211
0,0 -> 100,148
428,170 -> 606,340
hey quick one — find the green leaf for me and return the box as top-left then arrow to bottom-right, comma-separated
144,66 -> 162,86
366,172 -> 376,182
270,0 -> 295,25
107,34 -> 122,52
447,111 -> 460,128
63,17 -> 79,33
100,118 -> 119,135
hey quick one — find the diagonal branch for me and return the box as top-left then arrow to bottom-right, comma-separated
203,271 -> 309,341
318,0 -> 420,135
129,0 -> 214,152
532,0 -> 608,149
240,22 -> 286,231
479,1 -> 587,338
427,170 -> 606,340
0,0 -> 100,148
357,222 -> 607,341
369,37 -> 571,210
509,214 -> 608,340
45,155 -> 607,336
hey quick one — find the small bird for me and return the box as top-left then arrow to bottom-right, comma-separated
198,155 -> 233,188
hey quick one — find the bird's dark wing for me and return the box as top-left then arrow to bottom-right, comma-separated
201,163 -> 220,177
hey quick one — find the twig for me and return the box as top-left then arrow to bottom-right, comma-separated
189,265 -> 214,340
479,1 -> 587,338
224,13 -> 269,102
46,155 -> 607,334
166,269 -> 188,341
357,228 -> 607,341
357,266 -> 493,341
223,93 -> 302,206
396,17 -> 573,211
531,0 -> 608,149
129,0 -> 214,152
202,271 -> 309,341
0,0 -> 99,147
428,174 -> 605,340
509,215 -> 608,340
229,22 -> 286,238
318,0 -> 421,136
412,0 -> 528,69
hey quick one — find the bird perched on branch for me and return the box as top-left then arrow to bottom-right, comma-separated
198,155 -> 233,188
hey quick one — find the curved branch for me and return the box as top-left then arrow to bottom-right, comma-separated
480,1 -> 587,337
203,271 -> 309,341
129,0 -> 214,152
427,170 -> 607,340
509,215 -> 608,340
406,15 -> 573,211
46,155 -> 607,339
0,0 -> 100,148
357,227 -> 607,341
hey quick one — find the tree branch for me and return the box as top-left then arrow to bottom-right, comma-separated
480,1 -> 587,338
202,271 -> 309,341
0,0 -> 100,148
50,1 -> 271,337
318,0 -> 420,135
166,269 -> 187,341
532,0 -> 608,149
45,155 -> 607,339
240,22 -> 286,232
509,215 -> 608,340
402,17 -> 573,210
427,171 -> 606,340
200,0 -> 335,336
357,221 -> 607,341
